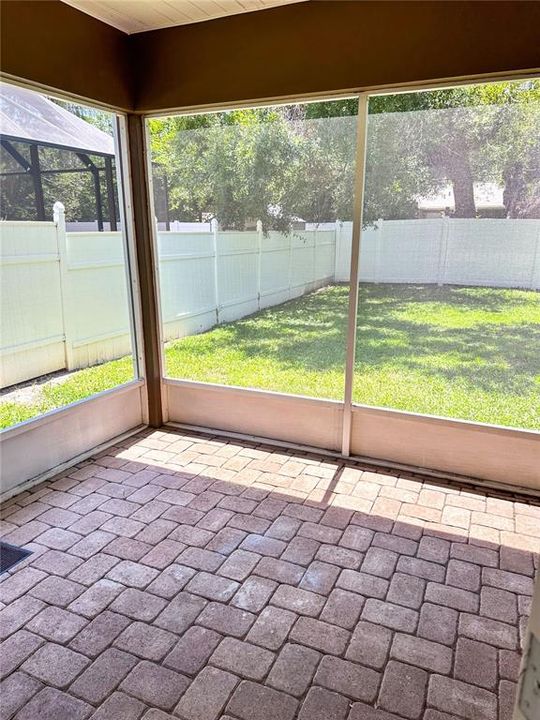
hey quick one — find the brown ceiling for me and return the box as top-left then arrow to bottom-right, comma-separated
0,0 -> 133,110
1,1 -> 539,113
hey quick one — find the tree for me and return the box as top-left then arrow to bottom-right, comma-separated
369,80 -> 540,218
146,79 -> 540,230
150,109 -> 303,230
289,113 -> 357,223
3,82 -> 538,226
149,104 -> 359,229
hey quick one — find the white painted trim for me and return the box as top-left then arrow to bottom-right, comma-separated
62,0 -> 310,36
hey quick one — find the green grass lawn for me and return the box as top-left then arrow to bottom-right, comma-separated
2,284 -> 539,431
0,357 -> 135,429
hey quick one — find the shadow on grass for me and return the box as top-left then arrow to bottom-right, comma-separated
167,284 -> 540,397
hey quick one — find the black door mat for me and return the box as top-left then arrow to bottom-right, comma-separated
0,542 -> 32,574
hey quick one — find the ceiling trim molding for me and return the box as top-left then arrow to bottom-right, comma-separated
62,0 -> 308,35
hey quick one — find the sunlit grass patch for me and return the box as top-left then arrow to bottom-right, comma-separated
1,284 -> 538,431
164,284 -> 540,429
0,357 -> 134,429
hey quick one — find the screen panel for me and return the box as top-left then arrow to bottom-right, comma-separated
0,84 -> 141,432
148,99 -> 359,401
352,80 -> 540,431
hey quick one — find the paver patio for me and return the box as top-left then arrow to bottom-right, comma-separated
0,427 -> 538,720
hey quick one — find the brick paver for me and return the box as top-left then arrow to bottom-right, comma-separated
454,637 -> 498,690
21,642 -> 90,688
314,654 -> 380,702
266,643 -> 320,696
69,647 -> 137,703
210,637 -> 274,680
297,686 -> 349,720
175,666 -> 238,720
1,427 -> 537,719
246,605 -> 296,650
120,660 -> 189,710
114,620 -> 177,661
227,680 -> 298,720
197,601 -> 255,638
378,660 -> 428,718
428,674 -> 497,720
26,605 -> 87,643
0,630 -> 45,678
271,583 -> 325,617
0,671 -> 42,719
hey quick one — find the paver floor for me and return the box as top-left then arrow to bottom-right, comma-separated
0,427 -> 538,720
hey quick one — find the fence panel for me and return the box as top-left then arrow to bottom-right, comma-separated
444,218 -> 540,288
2,217 -> 539,389
290,230 -> 316,296
157,232 -> 216,340
335,222 -> 378,281
217,231 -> 259,323
315,230 -> 337,282
0,222 -> 65,386
64,231 -> 133,369
334,218 -> 540,288
259,231 -> 291,309
377,219 -> 443,283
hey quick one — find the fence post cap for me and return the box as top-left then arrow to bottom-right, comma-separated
256,220 -> 263,232
53,202 -> 65,224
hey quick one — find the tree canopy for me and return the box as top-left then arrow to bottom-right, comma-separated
149,79 -> 540,229
1,80 -> 538,227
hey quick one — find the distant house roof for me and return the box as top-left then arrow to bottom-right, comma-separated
417,183 -> 504,211
0,83 -> 114,156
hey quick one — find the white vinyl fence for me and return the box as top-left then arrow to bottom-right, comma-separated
159,221 -> 336,341
0,213 -> 335,387
1,212 -> 539,388
1,205 -> 133,387
334,218 -> 540,288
